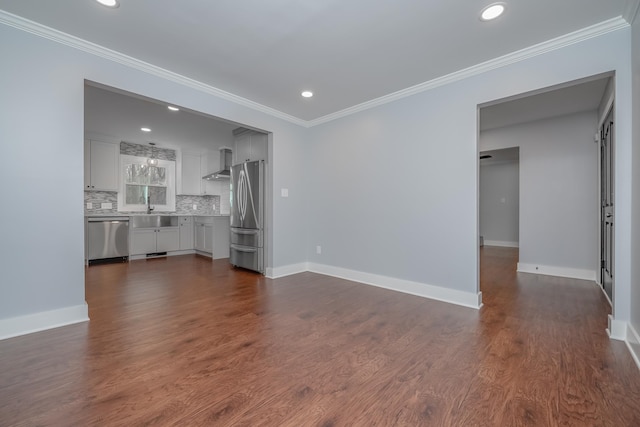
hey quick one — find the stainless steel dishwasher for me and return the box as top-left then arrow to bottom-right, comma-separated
87,217 -> 129,264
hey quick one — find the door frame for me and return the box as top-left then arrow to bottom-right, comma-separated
597,95 -> 615,305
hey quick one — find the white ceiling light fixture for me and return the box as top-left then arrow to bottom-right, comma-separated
301,91 -> 313,98
167,106 -> 180,111
141,127 -> 151,132
480,3 -> 506,21
95,0 -> 120,8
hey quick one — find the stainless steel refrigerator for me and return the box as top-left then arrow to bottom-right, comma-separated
230,160 -> 264,273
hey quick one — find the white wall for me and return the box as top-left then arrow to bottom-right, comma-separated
0,19 -> 636,338
480,112 -> 599,278
306,28 -> 632,314
0,23 -> 309,337
629,12 -> 640,358
479,160 -> 519,247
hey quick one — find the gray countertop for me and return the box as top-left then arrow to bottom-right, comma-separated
85,213 -> 230,217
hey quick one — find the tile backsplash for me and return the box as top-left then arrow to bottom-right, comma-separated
84,191 -> 118,214
84,191 -> 221,215
175,195 -> 219,215
120,141 -> 176,160
84,142 -> 227,216
219,183 -> 231,215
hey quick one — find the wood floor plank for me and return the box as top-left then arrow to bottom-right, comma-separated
1,249 -> 639,426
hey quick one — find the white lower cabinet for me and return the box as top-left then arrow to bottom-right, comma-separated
130,229 -> 156,255
195,222 -> 213,253
157,228 -> 180,252
212,216 -> 230,259
129,216 -> 228,258
179,216 -> 194,250
131,228 -> 179,255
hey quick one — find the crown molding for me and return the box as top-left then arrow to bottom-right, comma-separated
0,10 -> 630,129
306,16 -> 629,127
0,10 -> 308,128
624,0 -> 640,24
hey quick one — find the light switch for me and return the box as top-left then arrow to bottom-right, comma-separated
193,204 -> 197,210
101,202 -> 112,209
281,188 -> 289,197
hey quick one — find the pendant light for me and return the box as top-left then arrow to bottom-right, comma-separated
147,142 -> 159,166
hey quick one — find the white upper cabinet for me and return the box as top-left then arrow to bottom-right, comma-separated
177,150 -> 222,196
233,129 -> 267,165
179,152 -> 202,195
84,139 -> 119,191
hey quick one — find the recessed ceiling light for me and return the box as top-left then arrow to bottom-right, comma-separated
301,91 -> 313,98
141,127 -> 151,132
95,0 -> 120,8
480,3 -> 505,21
167,106 -> 180,111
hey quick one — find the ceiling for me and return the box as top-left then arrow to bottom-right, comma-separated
85,84 -> 238,152
480,147 -> 519,165
0,0 -> 635,123
479,75 -> 611,131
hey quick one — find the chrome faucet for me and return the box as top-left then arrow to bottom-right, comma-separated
147,195 -> 154,214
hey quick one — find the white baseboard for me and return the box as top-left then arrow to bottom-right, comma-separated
266,262 -> 309,279
517,263 -> 596,281
626,323 -> 640,371
484,240 -> 519,248
307,262 -> 482,309
607,314 -> 627,341
0,303 -> 89,341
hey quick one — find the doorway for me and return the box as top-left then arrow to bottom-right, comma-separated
600,105 -> 614,302
479,147 -> 520,249
477,74 -> 612,300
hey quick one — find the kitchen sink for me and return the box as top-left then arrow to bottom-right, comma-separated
131,215 -> 178,228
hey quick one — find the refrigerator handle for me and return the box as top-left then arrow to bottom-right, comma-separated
231,244 -> 258,253
231,229 -> 260,235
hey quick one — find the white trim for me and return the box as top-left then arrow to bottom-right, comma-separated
607,314 -> 627,340
0,10 -> 628,128
0,303 -> 89,340
306,17 -> 629,127
307,263 -> 482,309
626,323 -> 640,371
0,10 -> 307,128
517,262 -> 596,281
484,240 -> 519,248
266,262 -> 309,279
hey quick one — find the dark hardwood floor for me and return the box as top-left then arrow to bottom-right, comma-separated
1,248 -> 639,426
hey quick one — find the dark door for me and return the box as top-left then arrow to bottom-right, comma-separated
600,107 -> 614,301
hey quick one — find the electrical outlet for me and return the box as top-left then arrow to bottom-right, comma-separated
101,202 -> 112,209
193,204 -> 197,210
281,188 -> 289,197
316,245 -> 322,254
86,202 -> 93,209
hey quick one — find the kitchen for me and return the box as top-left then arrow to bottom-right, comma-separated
84,84 -> 268,273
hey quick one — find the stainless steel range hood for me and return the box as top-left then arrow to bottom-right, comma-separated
203,148 -> 232,180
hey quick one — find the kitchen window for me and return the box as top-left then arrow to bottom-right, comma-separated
117,155 -> 176,212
